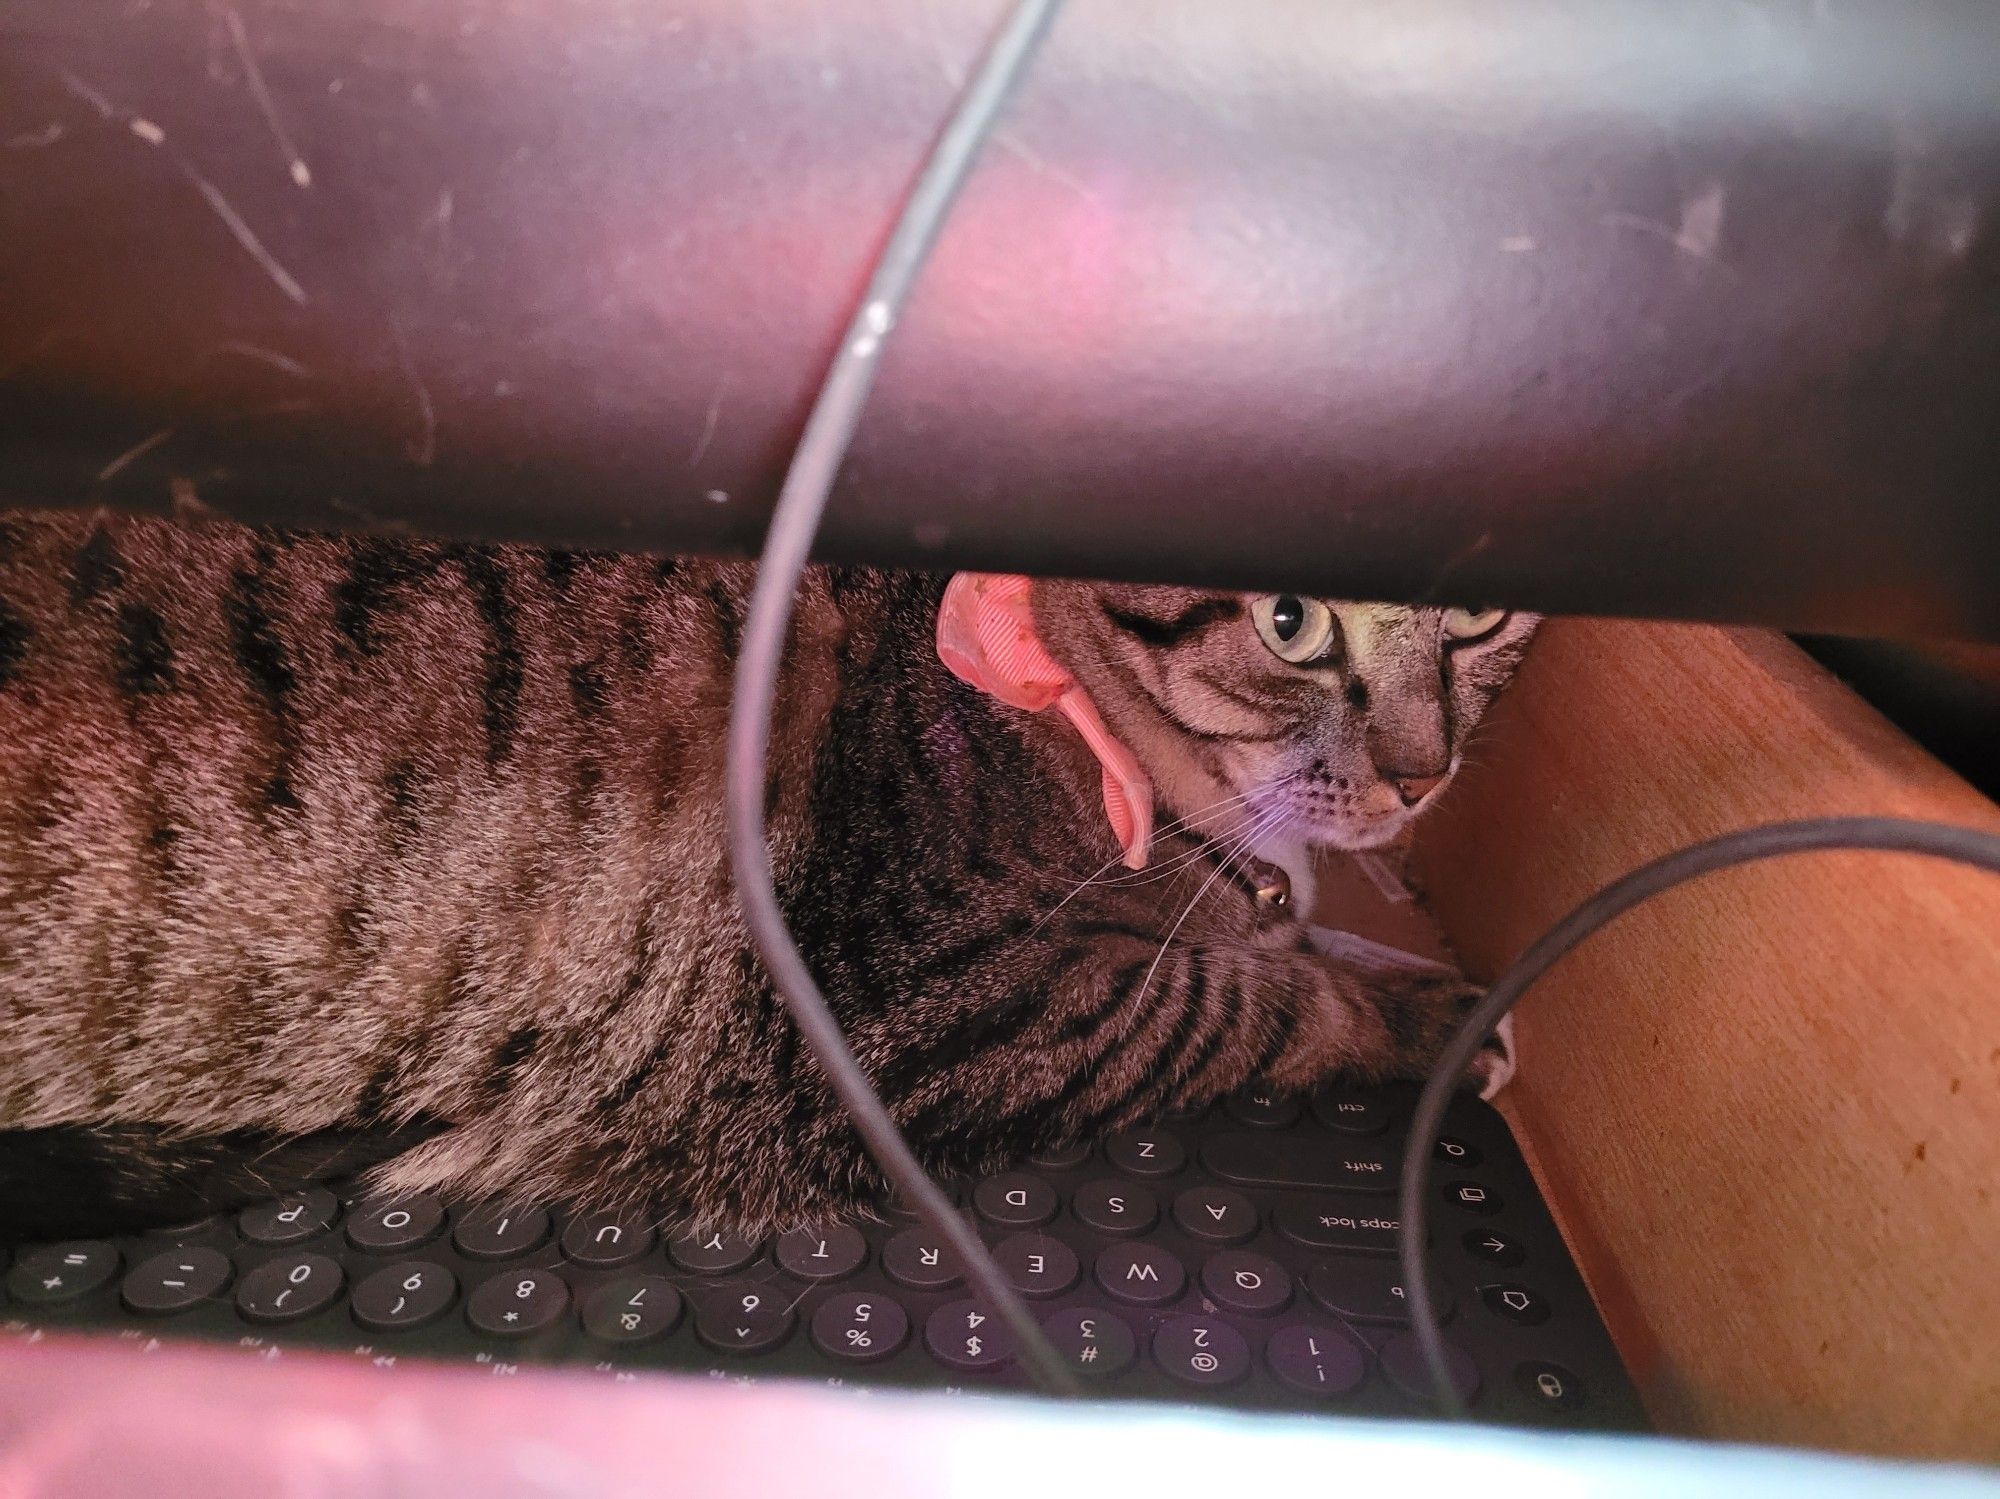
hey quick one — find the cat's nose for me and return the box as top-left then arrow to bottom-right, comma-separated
1389,770 -> 1449,807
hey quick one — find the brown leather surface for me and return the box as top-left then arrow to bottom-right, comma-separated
3,0 -> 1999,638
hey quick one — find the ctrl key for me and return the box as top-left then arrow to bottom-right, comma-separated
5,1242 -> 120,1304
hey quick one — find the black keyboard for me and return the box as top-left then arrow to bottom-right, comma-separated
0,1082 -> 1645,1430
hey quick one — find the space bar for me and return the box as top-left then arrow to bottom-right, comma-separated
1200,1131 -> 1398,1194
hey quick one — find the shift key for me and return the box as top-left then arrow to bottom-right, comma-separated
1200,1131 -> 1397,1193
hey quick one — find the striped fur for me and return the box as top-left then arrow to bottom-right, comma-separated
0,511 -> 1533,1233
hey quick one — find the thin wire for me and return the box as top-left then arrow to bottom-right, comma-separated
724,0 -> 1077,1394
1397,816 -> 2000,1416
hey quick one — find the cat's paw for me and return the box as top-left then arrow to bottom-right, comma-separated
1424,975 -> 1512,1103
1468,1011 -> 1517,1099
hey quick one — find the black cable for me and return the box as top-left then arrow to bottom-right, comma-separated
1397,815 -> 2000,1416
724,0 -> 1078,1394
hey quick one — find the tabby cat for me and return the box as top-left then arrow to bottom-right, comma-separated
0,509 -> 1536,1237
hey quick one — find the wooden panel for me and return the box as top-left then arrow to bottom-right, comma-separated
1412,619 -> 2000,1462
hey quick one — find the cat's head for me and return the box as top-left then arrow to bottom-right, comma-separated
1033,582 -> 1538,852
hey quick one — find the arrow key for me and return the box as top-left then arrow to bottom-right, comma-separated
924,1299 -> 1015,1372
1462,1228 -> 1526,1267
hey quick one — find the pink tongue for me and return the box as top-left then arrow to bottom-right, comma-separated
936,572 -> 1155,869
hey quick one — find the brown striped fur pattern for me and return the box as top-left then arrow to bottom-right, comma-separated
0,510 -> 1536,1233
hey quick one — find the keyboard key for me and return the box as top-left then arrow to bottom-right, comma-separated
1479,1282 -> 1551,1325
1462,1228 -> 1526,1268
561,1212 -> 657,1269
5,1243 -> 120,1304
1171,1186 -> 1257,1244
454,1204 -> 552,1262
581,1275 -> 682,1344
1041,1306 -> 1136,1379
121,1248 -> 233,1314
1094,1243 -> 1185,1306
1224,1088 -> 1300,1128
1380,1332 -> 1481,1405
236,1253 -> 345,1324
1072,1179 -> 1158,1235
667,1226 -> 761,1274
1267,1324 -> 1368,1397
993,1232 -> 1079,1297
776,1224 -> 868,1282
1275,1198 -> 1412,1256
238,1189 -> 339,1246
1435,1135 -> 1483,1167
1306,1260 -> 1456,1326
1152,1315 -> 1249,1387
1514,1360 -> 1587,1413
692,1284 -> 795,1355
143,1216 -> 219,1239
811,1291 -> 909,1363
467,1268 -> 570,1336
1442,1180 -> 1501,1215
1028,1140 -> 1092,1170
346,1195 -> 446,1253
351,1261 -> 457,1331
972,1173 -> 1058,1228
1202,1132 -> 1396,1193
882,1228 -> 964,1290
1309,1087 -> 1391,1136
1104,1128 -> 1186,1178
924,1300 -> 1014,1372
1199,1250 -> 1292,1315
884,1179 -> 960,1219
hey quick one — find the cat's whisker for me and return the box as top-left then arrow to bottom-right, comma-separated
1129,804 -> 1291,1011
1047,785 -> 1261,894
1030,776 -> 1301,937
1093,774 -> 1306,889
1067,777 -> 1294,888
1139,791 -> 1302,917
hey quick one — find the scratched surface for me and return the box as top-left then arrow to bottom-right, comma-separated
1,0 -> 1998,639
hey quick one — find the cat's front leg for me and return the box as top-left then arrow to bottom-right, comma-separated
1145,937 -> 1499,1104
889,925 -> 1497,1172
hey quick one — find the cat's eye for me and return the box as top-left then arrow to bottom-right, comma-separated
1252,594 -> 1337,664
1443,606 -> 1509,642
